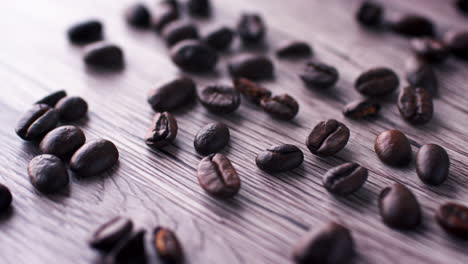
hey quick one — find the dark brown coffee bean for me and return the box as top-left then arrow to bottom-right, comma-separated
416,144 -> 449,185
198,85 -> 241,114
145,112 -> 178,149
374,130 -> 412,166
323,162 -> 368,196
379,183 -> 421,229
256,144 -> 303,173
456,0 -> 468,13
355,67 -> 399,97
228,54 -> 274,80
260,94 -> 299,120
405,58 -> 438,96
125,3 -> 151,28
154,227 -> 184,263
0,184 -> 13,213
84,43 -> 124,69
343,100 -> 380,119
15,104 -> 59,141
55,96 -> 88,122
152,1 -> 179,33
300,61 -> 339,89
397,86 -> 433,125
444,31 -> 468,60
162,21 -> 199,46
67,20 -> 103,45
90,217 -> 134,251
170,40 -> 218,72
356,1 -> 383,27
197,153 -> 240,198
188,0 -> 211,17
70,139 -> 119,177
292,222 -> 354,264
390,14 -> 434,37
194,122 -> 230,155
35,90 -> 67,107
147,77 -> 196,112
40,126 -> 86,159
28,154 -> 69,194
233,78 -> 271,105
436,202 -> 468,239
105,230 -> 147,264
203,27 -> 235,50
411,38 -> 449,64
276,41 -> 312,58
306,119 -> 350,157
237,13 -> 265,44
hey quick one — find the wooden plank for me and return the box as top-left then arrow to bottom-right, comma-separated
0,0 -> 467,263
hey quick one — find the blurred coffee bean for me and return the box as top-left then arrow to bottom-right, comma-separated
237,13 -> 266,44
411,38 -> 449,64
436,202 -> 468,239
147,77 -> 196,112
153,227 -> 184,263
15,104 -> 59,141
444,31 -> 468,60
300,61 -> 339,89
162,21 -> 199,46
84,43 -> 124,69
356,1 -> 383,27
90,217 -> 133,252
390,14 -> 434,37
0,184 -> 13,213
125,3 -> 151,28
170,40 -> 218,72
55,96 -> 88,122
204,27 -> 235,50
397,86 -> 433,125
256,144 -> 303,173
40,126 -> 86,159
306,119 -> 350,157
276,41 -> 312,58
228,54 -> 274,80
197,153 -> 240,198
194,122 -> 230,155
343,99 -> 380,119
35,90 -> 67,107
105,230 -> 147,264
233,78 -> 271,105
188,0 -> 211,17
379,183 -> 421,229
152,1 -> 179,32
323,162 -> 368,196
355,67 -> 399,97
67,20 -> 102,45
70,139 -> 119,177
374,130 -> 412,166
198,85 -> 241,114
260,94 -> 299,120
405,58 -> 438,96
416,144 -> 449,185
145,112 -> 178,149
28,154 -> 69,194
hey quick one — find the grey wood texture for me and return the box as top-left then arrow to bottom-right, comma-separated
0,0 -> 467,263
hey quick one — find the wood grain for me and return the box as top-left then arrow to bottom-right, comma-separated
0,0 -> 467,263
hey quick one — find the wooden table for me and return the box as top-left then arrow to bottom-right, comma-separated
1,0 -> 467,263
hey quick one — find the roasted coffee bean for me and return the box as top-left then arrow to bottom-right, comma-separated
67,20 -> 103,44
0,184 -> 13,213
355,67 -> 399,97
152,1 -> 179,33
28,154 -> 69,194
145,112 -> 178,149
390,14 -> 434,37
260,94 -> 299,120
15,104 -> 59,141
90,217 -> 134,251
256,144 -> 303,173
194,122 -> 230,155
300,61 -> 339,89
147,77 -> 196,112
379,183 -> 421,229
292,222 -> 354,264
188,0 -> 211,17
70,139 -> 119,177
276,41 -> 312,58
405,58 -> 438,96
233,78 -> 271,105
444,31 -> 468,60
228,54 -> 274,80
416,144 -> 449,185
84,43 -> 124,69
456,0 -> 468,13
125,3 -> 151,28
105,230 -> 147,264
397,86 -> 433,125
306,119 -> 350,157
237,13 -> 266,44
411,38 -> 449,64
154,227 -> 184,263
436,202 -> 468,238
374,130 -> 411,166
40,126 -> 86,159
343,100 -> 380,119
204,27 -> 235,50
35,90 -> 67,107
162,21 -> 199,46
55,96 -> 88,122
197,153 -> 240,198
198,85 -> 241,114
356,1 -> 383,27
170,40 -> 218,72
323,162 -> 368,196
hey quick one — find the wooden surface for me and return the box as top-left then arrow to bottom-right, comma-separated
0,0 -> 467,263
